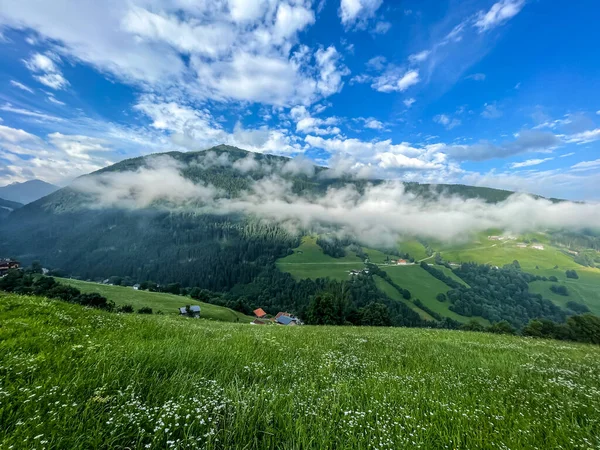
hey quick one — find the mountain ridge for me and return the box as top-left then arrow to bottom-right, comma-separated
0,179 -> 59,205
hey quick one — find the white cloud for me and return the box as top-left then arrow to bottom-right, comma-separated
0,103 -> 64,122
560,152 -> 575,158
466,73 -> 486,81
565,128 -> 600,144
0,124 -> 40,143
23,53 -> 69,90
408,50 -> 430,64
10,80 -> 34,93
434,114 -> 461,130
47,96 -> 66,106
444,130 -> 561,162
474,0 -> 526,32
339,0 -> 383,28
481,103 -> 502,119
290,105 -> 340,135
373,21 -> 391,34
1,0 -> 347,107
48,132 -> 112,160
403,98 -> 416,108
510,157 -> 553,169
373,70 -> 420,93
364,118 -> 383,130
571,159 -> 600,171
69,159 -> 600,245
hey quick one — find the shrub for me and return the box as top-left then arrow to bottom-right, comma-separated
550,285 -> 569,296
549,276 -> 558,282
487,321 -> 516,335
566,270 -> 579,279
117,304 -> 134,313
566,301 -> 590,314
436,293 -> 447,302
74,293 -> 114,311
137,306 -> 153,314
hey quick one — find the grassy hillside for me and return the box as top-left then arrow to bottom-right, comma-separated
58,278 -> 254,323
528,269 -> 600,316
276,236 -> 364,281
373,275 -> 434,320
2,293 -> 599,449
383,265 -> 489,325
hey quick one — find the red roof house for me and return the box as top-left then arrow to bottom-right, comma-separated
253,308 -> 267,318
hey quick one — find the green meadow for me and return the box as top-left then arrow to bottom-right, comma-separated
57,278 -> 254,323
373,275 -> 434,321
382,265 -> 488,325
528,268 -> 600,316
276,236 -> 364,281
2,293 -> 600,449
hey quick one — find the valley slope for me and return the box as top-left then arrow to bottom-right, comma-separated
1,145 -> 599,328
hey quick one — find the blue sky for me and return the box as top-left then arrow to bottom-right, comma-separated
0,0 -> 598,200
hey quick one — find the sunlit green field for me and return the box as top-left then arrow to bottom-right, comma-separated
57,278 -> 254,323
276,236 -> 364,281
2,293 -> 600,449
383,265 -> 487,324
528,268 -> 600,316
373,275 -> 434,320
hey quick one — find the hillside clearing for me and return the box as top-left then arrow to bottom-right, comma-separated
57,278 -> 254,323
1,293 -> 599,449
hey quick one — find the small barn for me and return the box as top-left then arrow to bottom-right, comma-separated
179,305 -> 201,318
276,315 -> 297,326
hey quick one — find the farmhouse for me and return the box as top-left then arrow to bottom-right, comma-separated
532,244 -> 545,250
0,259 -> 20,277
253,308 -> 267,319
396,259 -> 408,265
132,284 -> 140,290
179,305 -> 201,318
274,312 -> 301,325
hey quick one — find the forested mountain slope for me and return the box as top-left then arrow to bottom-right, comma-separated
0,197 -> 22,220
0,145 -> 597,329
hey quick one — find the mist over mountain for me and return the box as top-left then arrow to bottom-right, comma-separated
1,145 -> 598,289
0,179 -> 59,205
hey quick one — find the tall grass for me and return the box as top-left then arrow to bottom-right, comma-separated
1,292 -> 599,449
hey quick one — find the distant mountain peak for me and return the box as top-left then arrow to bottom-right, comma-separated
0,179 -> 59,205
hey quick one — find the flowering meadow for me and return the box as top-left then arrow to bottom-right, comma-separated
1,292 -> 600,449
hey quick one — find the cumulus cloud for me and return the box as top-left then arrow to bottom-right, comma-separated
408,51 -> 430,64
339,0 -> 383,29
373,69 -> 420,93
290,105 -> 341,135
474,0 -> 526,32
23,53 -> 70,90
1,0 -> 347,107
69,157 -> 600,247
